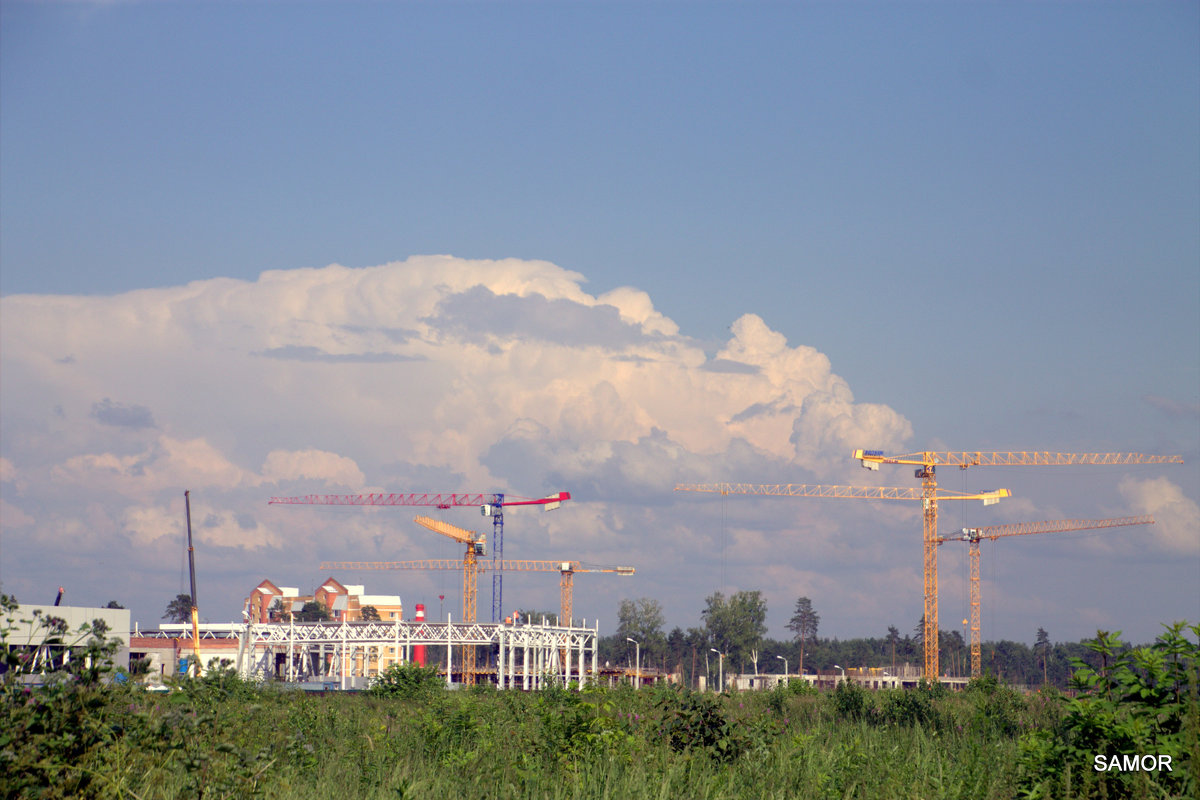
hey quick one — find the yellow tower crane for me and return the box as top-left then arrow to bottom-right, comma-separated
674,481 -> 1011,677
937,515 -> 1154,678
853,450 -> 1181,678
406,515 -> 485,682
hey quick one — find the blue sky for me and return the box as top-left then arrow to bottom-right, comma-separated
1,1 -> 1197,653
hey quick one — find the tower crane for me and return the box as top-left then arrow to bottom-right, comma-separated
270,490 -> 570,622
853,450 -> 1181,678
938,515 -> 1154,678
320,558 -> 635,628
409,515 -> 485,683
674,481 -> 1011,677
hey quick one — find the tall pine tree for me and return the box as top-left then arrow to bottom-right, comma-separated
787,596 -> 820,675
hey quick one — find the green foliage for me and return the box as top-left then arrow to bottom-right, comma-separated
616,597 -> 666,666
163,593 -> 194,623
878,685 -> 939,728
702,590 -> 768,672
652,683 -> 747,761
1,594 -> 126,798
956,674 -> 1026,738
1017,622 -> 1198,799
369,661 -> 443,700
8,601 -> 1191,800
295,600 -> 331,622
832,679 -> 872,721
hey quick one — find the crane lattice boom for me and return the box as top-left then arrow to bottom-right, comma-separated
413,515 -> 479,545
940,515 -> 1156,544
936,515 -> 1155,677
269,492 -> 570,507
322,559 -> 633,574
856,451 -> 1183,468
674,483 -> 1011,502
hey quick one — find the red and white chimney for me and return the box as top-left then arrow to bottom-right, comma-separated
414,603 -> 426,666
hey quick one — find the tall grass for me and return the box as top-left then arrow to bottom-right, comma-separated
4,619 -> 1195,799
4,675 -> 1032,799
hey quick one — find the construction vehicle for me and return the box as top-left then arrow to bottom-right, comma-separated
184,490 -> 202,677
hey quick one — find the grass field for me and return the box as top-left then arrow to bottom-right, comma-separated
3,616 -> 1196,799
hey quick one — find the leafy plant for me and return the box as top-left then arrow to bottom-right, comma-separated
652,683 -> 746,761
1016,622 -> 1198,799
369,661 -> 443,700
832,678 -> 871,722
0,593 -> 124,798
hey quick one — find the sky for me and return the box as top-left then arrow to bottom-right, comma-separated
1,1 -> 1197,653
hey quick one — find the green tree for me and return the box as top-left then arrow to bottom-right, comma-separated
163,593 -> 193,623
269,598 -> 291,622
616,597 -> 666,666
1036,627 -> 1051,686
702,590 -> 767,673
515,608 -> 558,625
886,625 -> 901,674
295,600 -> 331,622
104,600 -> 124,609
360,605 -> 381,621
786,596 -> 820,676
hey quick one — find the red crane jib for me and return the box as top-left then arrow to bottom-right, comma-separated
269,491 -> 571,507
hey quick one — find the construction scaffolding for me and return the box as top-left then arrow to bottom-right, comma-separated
142,617 -> 601,690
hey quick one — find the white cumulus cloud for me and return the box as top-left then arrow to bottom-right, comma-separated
1119,476 -> 1200,554
2,255 -> 1190,646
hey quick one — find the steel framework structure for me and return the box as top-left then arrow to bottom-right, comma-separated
145,619 -> 601,690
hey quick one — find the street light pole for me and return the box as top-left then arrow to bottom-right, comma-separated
710,648 -> 724,692
833,663 -> 846,684
776,654 -> 788,687
626,637 -> 640,689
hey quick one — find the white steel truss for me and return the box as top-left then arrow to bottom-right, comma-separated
144,617 -> 600,689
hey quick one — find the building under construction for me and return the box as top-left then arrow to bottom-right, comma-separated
132,615 -> 604,690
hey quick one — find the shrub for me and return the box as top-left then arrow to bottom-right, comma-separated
832,679 -> 871,721
0,594 -> 124,798
653,683 -> 746,761
1016,622 -> 1198,799
878,686 -> 937,728
369,662 -> 443,700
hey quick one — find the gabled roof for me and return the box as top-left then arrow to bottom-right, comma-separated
252,579 -> 282,595
318,576 -> 347,594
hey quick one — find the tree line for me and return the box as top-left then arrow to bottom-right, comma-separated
597,592 -> 1123,689
158,591 -> 1122,688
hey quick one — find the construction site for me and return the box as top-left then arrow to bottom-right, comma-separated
6,450 -> 1182,692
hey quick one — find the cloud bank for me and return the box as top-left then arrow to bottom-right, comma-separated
0,256 -> 1191,643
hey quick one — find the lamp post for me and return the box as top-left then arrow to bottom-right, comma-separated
626,637 -> 640,689
833,663 -> 846,684
710,648 -> 724,692
776,654 -> 788,687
